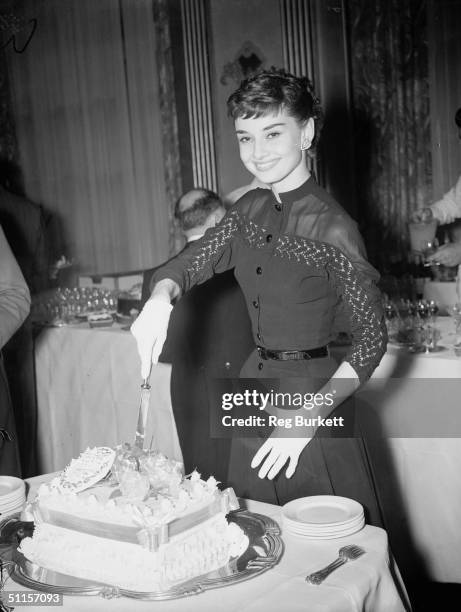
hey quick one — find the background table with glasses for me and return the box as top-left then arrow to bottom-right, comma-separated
0,473 -> 410,612
33,317 -> 461,583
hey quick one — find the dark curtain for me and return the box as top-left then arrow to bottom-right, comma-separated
153,0 -> 184,256
0,38 -> 20,171
346,0 -> 432,273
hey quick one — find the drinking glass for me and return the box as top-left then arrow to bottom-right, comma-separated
384,301 -> 399,336
448,303 -> 461,336
406,301 -> 428,353
408,219 -> 437,253
416,300 -> 429,321
428,300 -> 439,323
421,325 -> 442,353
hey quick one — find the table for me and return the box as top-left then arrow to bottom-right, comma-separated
33,319 -> 461,583
1,474 -> 410,612
352,317 -> 461,584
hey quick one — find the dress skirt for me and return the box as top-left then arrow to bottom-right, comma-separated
226,349 -> 384,527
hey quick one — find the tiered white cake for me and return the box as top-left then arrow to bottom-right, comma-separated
19,447 -> 248,591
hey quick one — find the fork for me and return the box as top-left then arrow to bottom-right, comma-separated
305,545 -> 365,585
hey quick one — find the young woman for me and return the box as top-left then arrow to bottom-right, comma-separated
132,69 -> 387,521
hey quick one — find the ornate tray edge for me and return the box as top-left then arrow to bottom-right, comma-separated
5,510 -> 283,601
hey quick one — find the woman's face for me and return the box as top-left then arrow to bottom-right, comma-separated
234,109 -> 313,192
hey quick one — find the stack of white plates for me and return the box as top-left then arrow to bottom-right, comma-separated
282,495 -> 365,539
0,476 -> 26,519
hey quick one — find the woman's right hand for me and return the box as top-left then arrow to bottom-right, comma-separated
130,285 -> 176,378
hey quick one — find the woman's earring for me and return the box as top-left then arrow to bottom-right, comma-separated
301,139 -> 310,151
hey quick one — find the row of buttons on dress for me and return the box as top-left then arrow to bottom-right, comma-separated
254,200 -> 282,370
254,226 -> 279,370
252,233 -> 273,308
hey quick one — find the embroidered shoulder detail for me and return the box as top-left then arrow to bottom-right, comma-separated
275,234 -> 341,268
241,217 -> 271,250
188,209 -> 241,276
274,234 -> 387,382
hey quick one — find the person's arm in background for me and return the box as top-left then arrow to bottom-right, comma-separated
430,175 -> 461,225
411,177 -> 461,266
428,176 -> 461,265
0,225 -> 30,349
429,177 -> 461,266
412,176 -> 461,225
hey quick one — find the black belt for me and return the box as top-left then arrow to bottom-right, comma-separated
257,346 -> 328,361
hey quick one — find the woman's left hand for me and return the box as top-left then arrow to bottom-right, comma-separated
251,434 -> 312,479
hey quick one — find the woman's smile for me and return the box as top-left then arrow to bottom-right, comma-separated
254,159 -> 279,172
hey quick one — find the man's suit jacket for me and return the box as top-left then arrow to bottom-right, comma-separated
141,242 -> 254,481
0,185 -> 55,294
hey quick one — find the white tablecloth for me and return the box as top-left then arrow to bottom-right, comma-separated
352,317 -> 461,583
2,474 -> 410,612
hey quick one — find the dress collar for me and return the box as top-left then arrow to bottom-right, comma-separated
277,176 -> 314,205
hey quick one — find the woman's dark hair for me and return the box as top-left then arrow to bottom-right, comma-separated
455,107 -> 461,128
227,68 -> 324,153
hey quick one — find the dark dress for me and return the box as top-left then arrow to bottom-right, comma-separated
154,178 -> 387,523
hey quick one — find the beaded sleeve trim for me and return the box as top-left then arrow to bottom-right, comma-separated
180,212 -> 386,382
186,211 -> 241,282
273,233 -> 387,383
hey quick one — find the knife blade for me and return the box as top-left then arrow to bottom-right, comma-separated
135,378 -> 151,449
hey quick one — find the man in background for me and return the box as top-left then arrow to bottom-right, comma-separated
142,188 -> 253,482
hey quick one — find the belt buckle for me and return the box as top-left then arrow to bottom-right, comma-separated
257,346 -> 326,361
279,351 -> 298,360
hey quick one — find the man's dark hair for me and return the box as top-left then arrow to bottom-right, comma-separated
455,107 -> 461,128
226,67 -> 324,153
174,188 -> 223,231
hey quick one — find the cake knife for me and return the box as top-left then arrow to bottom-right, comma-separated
134,377 -> 151,449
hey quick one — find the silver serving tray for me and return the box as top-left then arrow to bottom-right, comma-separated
7,511 -> 283,601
